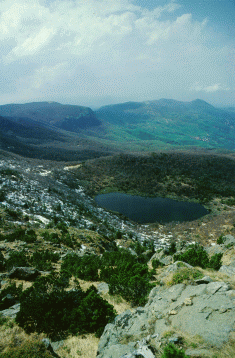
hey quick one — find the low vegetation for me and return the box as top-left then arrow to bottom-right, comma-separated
161,343 -> 189,358
174,243 -> 223,270
16,273 -> 116,339
75,152 -> 235,203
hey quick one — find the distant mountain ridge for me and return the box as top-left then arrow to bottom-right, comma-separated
0,102 -> 110,161
96,98 -> 235,151
0,101 -> 101,133
0,99 -> 234,158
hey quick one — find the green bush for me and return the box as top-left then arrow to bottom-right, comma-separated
174,244 -> 209,269
62,254 -> 100,281
5,208 -> 21,220
6,251 -> 29,271
16,274 -> 116,339
174,244 -> 222,271
0,190 -> 6,202
208,253 -> 223,270
161,343 -> 189,358
0,339 -> 54,358
217,235 -> 225,244
100,249 -> 154,306
152,258 -> 165,269
164,241 -> 177,256
0,251 -> 5,271
24,229 -> 37,243
1,228 -> 37,243
47,231 -> 77,248
171,268 -> 203,285
0,282 -> 23,310
30,250 -> 60,271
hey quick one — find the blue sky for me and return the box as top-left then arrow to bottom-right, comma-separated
0,0 -> 234,107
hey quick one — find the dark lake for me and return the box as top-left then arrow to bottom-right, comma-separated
95,192 -> 209,224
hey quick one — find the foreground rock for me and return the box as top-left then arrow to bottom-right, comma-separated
97,282 -> 235,358
1,303 -> 20,319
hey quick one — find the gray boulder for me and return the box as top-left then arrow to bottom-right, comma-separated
205,244 -> 224,256
195,276 -> 213,284
222,234 -> 235,246
219,265 -> 235,277
97,282 -> 109,294
97,281 -> 235,357
1,303 -> 20,318
41,338 -> 61,358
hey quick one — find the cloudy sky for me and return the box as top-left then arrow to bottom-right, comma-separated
0,0 -> 234,108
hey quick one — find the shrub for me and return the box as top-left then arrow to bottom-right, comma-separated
217,235 -> 225,245
161,343 -> 189,358
0,282 -> 23,310
164,241 -> 177,256
208,253 -> 223,270
171,268 -> 203,285
0,190 -> 6,202
174,244 -> 223,271
62,254 -> 100,281
16,274 -> 116,339
152,258 -> 165,269
0,339 -> 54,358
0,251 -> 5,271
5,208 -> 21,220
24,229 -> 37,243
5,251 -> 29,271
2,228 -> 36,243
30,250 -> 60,271
100,249 -> 154,306
47,231 -> 77,248
174,244 -> 209,269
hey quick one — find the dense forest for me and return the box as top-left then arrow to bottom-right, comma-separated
74,152 -> 235,203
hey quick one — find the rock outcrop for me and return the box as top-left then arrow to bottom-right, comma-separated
97,281 -> 235,357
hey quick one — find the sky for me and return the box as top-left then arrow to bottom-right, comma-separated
0,0 -> 234,108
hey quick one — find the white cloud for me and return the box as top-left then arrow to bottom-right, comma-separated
191,82 -> 230,93
0,0 -> 233,105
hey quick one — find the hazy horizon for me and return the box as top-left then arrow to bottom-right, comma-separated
0,0 -> 234,108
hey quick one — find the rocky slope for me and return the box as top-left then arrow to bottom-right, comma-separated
97,236 -> 235,358
0,151 -> 235,358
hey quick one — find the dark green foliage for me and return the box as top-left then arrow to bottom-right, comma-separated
44,230 -> 78,248
0,168 -> 20,177
56,221 -> 68,233
208,253 -> 223,270
0,339 -> 55,358
0,313 -> 8,326
161,343 -> 189,358
0,282 -> 23,310
174,244 -> 223,270
221,197 -> 235,206
174,244 -> 210,269
62,254 -> 100,281
5,208 -> 20,220
0,251 -> 5,271
24,229 -> 37,243
217,235 -> 225,244
164,241 -> 177,256
100,249 -> 154,306
75,153 -> 235,203
130,240 -> 155,264
16,274 -> 116,339
5,251 -> 29,271
152,258 -> 165,269
30,250 -> 60,271
0,190 -> 6,202
0,228 -> 36,243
